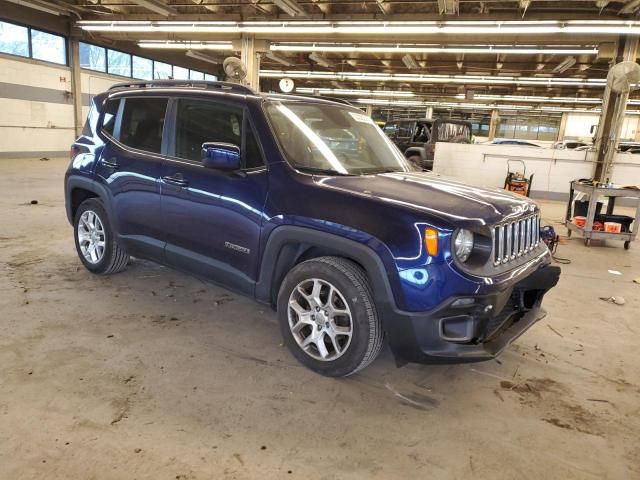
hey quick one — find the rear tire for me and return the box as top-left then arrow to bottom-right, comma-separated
74,198 -> 129,275
277,256 -> 383,377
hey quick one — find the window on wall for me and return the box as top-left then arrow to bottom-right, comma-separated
204,73 -> 218,81
189,70 -> 205,80
107,49 -> 131,77
79,42 -> 106,72
132,56 -> 153,80
153,61 -> 172,79
30,29 -> 66,64
173,65 -> 189,80
0,21 -> 29,57
497,115 -> 560,141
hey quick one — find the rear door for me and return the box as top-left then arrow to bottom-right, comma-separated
95,95 -> 169,261
160,97 -> 268,295
395,121 -> 415,153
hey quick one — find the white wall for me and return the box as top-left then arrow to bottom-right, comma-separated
563,112 -> 639,141
0,54 -> 124,158
433,142 -> 640,200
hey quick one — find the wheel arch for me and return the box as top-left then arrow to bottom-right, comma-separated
65,176 -> 115,230
255,226 -> 398,311
404,147 -> 427,159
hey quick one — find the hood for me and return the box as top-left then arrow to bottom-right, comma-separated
315,171 -> 537,229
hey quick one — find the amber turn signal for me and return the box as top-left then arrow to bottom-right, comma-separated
425,228 -> 438,256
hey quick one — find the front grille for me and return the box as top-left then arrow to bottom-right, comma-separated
492,214 -> 540,265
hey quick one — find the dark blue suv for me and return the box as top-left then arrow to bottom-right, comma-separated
65,80 -> 560,377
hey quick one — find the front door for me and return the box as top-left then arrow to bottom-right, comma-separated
95,96 -> 169,261
160,97 -> 268,295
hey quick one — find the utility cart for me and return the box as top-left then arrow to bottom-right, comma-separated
565,180 -> 640,249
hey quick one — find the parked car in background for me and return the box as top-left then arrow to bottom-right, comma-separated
65,80 -> 560,377
553,140 -> 590,150
491,139 -> 541,147
618,142 -> 640,152
383,118 -> 472,170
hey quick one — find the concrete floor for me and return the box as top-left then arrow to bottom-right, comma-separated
1,157 -> 639,480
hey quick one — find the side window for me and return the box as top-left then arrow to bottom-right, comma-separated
101,99 -> 120,137
119,97 -> 168,154
396,122 -> 410,138
244,121 -> 265,169
174,99 -> 242,162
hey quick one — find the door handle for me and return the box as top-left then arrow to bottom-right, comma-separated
162,173 -> 188,187
102,157 -> 119,169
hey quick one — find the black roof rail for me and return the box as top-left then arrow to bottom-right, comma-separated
108,79 -> 255,95
288,94 -> 354,106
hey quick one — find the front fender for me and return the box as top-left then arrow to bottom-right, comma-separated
255,223 -> 404,312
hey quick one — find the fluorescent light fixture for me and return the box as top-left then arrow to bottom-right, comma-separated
132,0 -> 177,16
185,50 -> 221,65
292,88 -> 640,107
402,54 -> 419,69
77,20 -> 640,36
271,43 -> 598,55
296,87 -> 416,97
265,52 -> 294,67
273,0 -> 306,17
138,40 -> 233,50
260,70 -> 608,87
553,56 -> 577,74
309,53 -> 332,68
5,0 -> 68,15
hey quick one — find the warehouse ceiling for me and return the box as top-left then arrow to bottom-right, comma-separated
4,0 -> 640,114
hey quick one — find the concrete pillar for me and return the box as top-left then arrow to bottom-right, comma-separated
69,38 -> 83,137
557,112 -> 568,142
594,35 -> 639,181
241,35 -> 260,92
424,106 -> 434,119
488,109 -> 499,141
365,104 -> 373,116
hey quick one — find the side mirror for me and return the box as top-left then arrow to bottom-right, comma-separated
201,142 -> 241,170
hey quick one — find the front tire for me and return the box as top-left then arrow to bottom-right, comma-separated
277,256 -> 383,377
74,198 -> 129,275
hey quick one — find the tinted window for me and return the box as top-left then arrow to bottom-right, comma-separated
101,99 -> 120,137
244,123 -> 265,169
175,99 -> 242,162
31,29 -> 66,65
119,98 -> 168,153
397,122 -> 413,138
79,42 -> 106,72
0,22 -> 29,57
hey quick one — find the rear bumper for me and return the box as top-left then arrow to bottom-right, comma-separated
381,264 -> 561,365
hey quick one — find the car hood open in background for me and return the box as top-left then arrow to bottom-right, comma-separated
316,171 -> 537,229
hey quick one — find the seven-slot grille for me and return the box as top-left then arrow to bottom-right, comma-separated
493,214 -> 540,265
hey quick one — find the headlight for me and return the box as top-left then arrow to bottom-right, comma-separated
454,229 -> 474,262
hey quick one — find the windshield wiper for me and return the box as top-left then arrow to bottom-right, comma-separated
295,166 -> 354,176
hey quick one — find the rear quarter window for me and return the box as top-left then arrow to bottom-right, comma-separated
119,97 -> 169,154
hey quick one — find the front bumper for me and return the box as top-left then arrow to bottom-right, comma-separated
381,263 -> 561,365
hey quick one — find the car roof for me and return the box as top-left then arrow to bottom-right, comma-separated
107,79 -> 355,108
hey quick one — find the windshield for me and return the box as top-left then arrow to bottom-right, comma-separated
265,101 -> 414,175
436,122 -> 471,143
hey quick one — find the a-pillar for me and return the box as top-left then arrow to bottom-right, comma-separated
488,109 -> 500,141
241,35 -> 260,92
69,38 -> 83,137
594,35 -> 639,181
